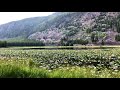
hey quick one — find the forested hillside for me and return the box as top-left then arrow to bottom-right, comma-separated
0,12 -> 120,45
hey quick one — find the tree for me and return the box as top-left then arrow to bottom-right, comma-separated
65,26 -> 79,37
101,39 -> 105,45
91,32 -> 98,43
82,40 -> 89,45
86,28 -> 92,33
116,21 -> 120,33
66,40 -> 74,46
7,40 -> 45,46
60,37 -> 68,46
115,34 -> 120,41
0,41 -> 7,47
67,39 -> 88,46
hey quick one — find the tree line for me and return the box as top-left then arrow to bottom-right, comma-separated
60,37 -> 89,46
0,41 -> 7,47
0,40 -> 45,47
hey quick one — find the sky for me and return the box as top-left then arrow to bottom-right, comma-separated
0,12 -> 55,25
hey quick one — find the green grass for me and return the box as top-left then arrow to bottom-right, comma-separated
0,64 -> 48,78
0,62 -> 120,78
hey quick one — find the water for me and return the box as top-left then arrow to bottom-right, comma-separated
21,47 -> 116,50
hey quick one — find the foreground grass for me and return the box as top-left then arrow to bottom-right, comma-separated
0,62 -> 120,78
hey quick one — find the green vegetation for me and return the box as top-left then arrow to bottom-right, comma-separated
101,39 -> 105,45
0,41 -> 7,47
65,26 -> 79,36
115,34 -> 120,41
115,15 -> 120,33
7,40 -> 45,46
60,38 -> 89,46
1,63 -> 120,78
90,31 -> 106,44
0,39 -> 45,47
86,28 -> 92,33
0,46 -> 120,78
91,32 -> 99,43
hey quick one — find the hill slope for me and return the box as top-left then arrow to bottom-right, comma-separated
0,12 -> 120,45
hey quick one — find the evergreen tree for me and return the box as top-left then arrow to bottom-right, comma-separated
115,34 -> 120,41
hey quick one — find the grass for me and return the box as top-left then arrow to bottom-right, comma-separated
0,63 -> 120,78
0,64 -> 48,78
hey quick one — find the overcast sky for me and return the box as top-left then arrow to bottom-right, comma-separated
0,12 -> 55,25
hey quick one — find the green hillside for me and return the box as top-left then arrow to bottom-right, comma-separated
0,12 -> 120,45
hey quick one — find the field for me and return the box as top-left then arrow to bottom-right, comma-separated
1,46 -> 120,78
